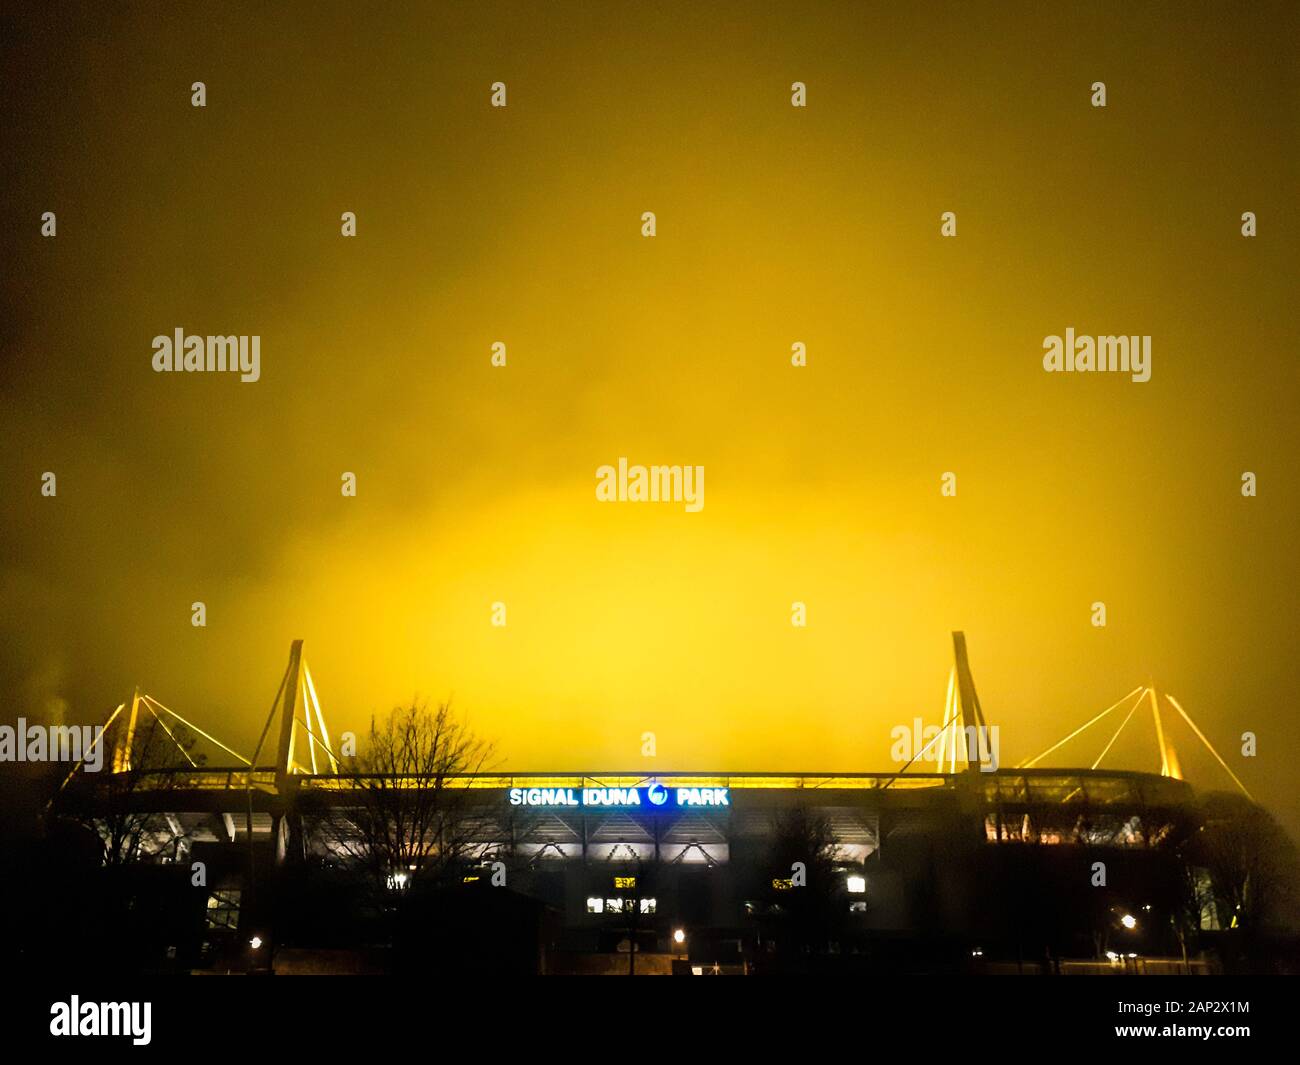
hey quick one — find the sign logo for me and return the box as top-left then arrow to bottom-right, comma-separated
507,785 -> 729,809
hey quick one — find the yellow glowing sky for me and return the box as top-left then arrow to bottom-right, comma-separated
1,4 -> 1296,830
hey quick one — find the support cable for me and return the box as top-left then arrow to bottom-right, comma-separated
883,668 -> 961,788
143,695 -> 251,766
1164,693 -> 1254,801
143,701 -> 198,768
1017,686 -> 1145,769
1091,689 -> 1144,769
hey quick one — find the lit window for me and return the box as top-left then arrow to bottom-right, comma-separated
846,875 -> 866,894
586,897 -> 604,913
606,898 -> 627,913
640,897 -> 657,914
205,889 -> 241,930
849,901 -> 866,913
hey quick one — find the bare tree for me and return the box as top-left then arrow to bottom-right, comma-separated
56,713 -> 201,867
309,701 -> 496,895
749,804 -> 845,961
1193,792 -> 1300,934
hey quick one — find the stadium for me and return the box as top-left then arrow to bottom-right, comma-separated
35,632 -> 1249,975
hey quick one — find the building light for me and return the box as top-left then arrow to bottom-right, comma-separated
970,948 -> 983,957
586,897 -> 603,914
639,898 -> 657,914
846,875 -> 866,894
249,936 -> 263,950
673,928 -> 686,945
1106,951 -> 1119,961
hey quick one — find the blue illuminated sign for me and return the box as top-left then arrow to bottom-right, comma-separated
507,785 -> 729,809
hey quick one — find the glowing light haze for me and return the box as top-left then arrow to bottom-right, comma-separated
1,4 -> 1296,836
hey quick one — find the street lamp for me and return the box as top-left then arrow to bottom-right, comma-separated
1120,913 -> 1137,930
673,928 -> 686,946
246,934 -> 266,974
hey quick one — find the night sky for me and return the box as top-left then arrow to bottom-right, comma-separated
1,4 -> 1296,833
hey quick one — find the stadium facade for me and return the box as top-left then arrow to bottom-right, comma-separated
42,637 -> 1221,974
